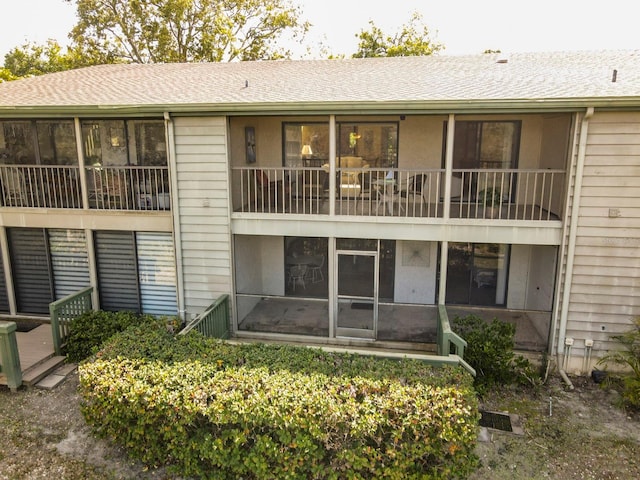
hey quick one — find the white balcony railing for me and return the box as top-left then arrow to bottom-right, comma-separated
85,166 -> 170,211
233,166 -> 565,221
0,165 -> 170,211
0,165 -> 82,208
451,169 -> 565,221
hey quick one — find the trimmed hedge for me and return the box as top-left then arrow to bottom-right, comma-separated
80,322 -> 479,479
64,311 -> 181,363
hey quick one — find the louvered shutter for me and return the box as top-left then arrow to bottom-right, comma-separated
94,231 -> 140,312
0,249 -> 9,313
8,228 -> 53,315
135,232 -> 177,315
48,229 -> 90,300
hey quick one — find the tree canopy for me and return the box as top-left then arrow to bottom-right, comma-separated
65,0 -> 309,64
2,40 -> 97,79
353,12 -> 443,58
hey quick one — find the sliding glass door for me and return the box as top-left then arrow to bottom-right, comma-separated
445,243 -> 509,306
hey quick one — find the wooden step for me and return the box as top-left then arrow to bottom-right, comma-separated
22,355 -> 66,386
35,363 -> 77,390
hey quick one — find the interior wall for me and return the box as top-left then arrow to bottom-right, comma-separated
507,244 -> 529,309
234,234 -> 284,322
506,244 -> 557,311
397,115 -> 446,169
261,236 -> 285,296
393,240 -> 438,304
525,245 -> 557,311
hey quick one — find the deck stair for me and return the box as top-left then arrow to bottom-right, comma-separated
35,362 -> 77,390
22,355 -> 66,386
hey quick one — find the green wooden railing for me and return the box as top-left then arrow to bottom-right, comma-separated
50,286 -> 95,356
179,295 -> 231,339
0,321 -> 22,392
437,304 -> 475,376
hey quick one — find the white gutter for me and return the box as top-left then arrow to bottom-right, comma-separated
557,106 -> 594,371
164,112 -> 186,320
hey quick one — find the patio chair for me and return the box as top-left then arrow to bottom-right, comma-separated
399,174 -> 427,209
288,264 -> 308,292
307,255 -> 325,283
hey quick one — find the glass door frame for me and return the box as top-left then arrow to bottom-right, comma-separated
334,249 -> 379,340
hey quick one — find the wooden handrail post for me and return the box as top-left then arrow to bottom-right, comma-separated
0,321 -> 23,392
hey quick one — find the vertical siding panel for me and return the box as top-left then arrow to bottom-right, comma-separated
567,112 -> 640,353
174,117 -> 231,317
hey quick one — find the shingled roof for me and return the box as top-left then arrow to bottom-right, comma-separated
1,50 -> 639,114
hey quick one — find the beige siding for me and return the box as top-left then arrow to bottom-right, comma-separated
174,116 -> 232,317
566,112 -> 640,353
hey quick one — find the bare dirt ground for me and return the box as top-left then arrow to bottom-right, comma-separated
1,371 -> 639,479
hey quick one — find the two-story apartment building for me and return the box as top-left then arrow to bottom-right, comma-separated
0,51 -> 639,374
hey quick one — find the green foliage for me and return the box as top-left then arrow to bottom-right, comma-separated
64,310 -> 158,363
0,68 -> 19,82
2,40 -> 100,79
67,0 -> 309,63
598,317 -> 640,408
353,11 -> 443,58
452,314 -> 538,394
81,322 -> 480,479
478,187 -> 504,207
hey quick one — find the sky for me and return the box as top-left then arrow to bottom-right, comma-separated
1,0 -> 639,61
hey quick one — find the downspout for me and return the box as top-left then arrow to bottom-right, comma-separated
557,106 -> 594,385
164,112 -> 186,320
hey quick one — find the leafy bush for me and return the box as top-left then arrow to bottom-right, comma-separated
452,314 -> 538,394
64,310 -> 156,362
598,317 -> 640,409
80,323 -> 480,479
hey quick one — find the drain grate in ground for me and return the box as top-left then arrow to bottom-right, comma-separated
479,410 -> 524,435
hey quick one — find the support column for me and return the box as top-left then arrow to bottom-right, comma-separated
329,115 -> 336,216
74,118 -> 90,210
0,227 -> 16,315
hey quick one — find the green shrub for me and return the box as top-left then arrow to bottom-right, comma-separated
452,314 -> 538,394
64,310 -> 156,362
80,323 -> 480,479
598,317 -> 640,409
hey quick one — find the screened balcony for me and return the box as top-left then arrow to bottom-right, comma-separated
0,119 -> 170,211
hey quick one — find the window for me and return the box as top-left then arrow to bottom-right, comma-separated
452,121 -> 520,170
81,119 -> 167,166
36,121 -> 78,165
284,237 -> 328,298
338,123 -> 398,168
283,123 -> 329,167
0,120 -> 78,166
445,242 -> 509,306
448,121 -> 520,201
282,122 -> 399,169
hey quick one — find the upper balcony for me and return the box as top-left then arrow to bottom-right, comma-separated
0,119 -> 170,212
229,115 -> 571,224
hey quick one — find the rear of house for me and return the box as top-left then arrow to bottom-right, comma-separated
0,51 -> 639,374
